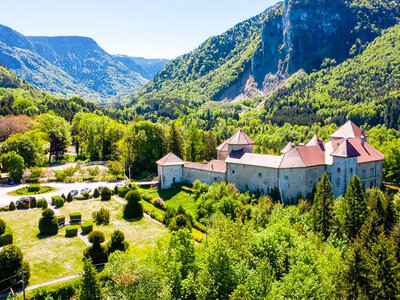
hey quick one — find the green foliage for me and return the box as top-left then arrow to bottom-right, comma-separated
0,151 -> 24,180
0,245 -> 29,290
66,226 -> 79,237
0,227 -> 13,246
310,172 -> 334,239
0,219 -> 5,235
108,230 -> 129,254
84,231 -> 108,264
9,201 -> 16,211
93,188 -> 99,198
100,187 -> 112,201
168,215 -> 192,232
30,279 -> 79,300
27,183 -> 41,192
38,208 -> 58,235
67,192 -> 73,202
107,160 -> 123,177
93,208 -> 110,225
81,221 -> 93,235
70,213 -> 82,224
30,197 -> 37,208
80,258 -> 102,300
83,192 -> 90,199
52,196 -> 64,208
37,198 -> 47,209
117,185 -> 131,198
124,190 -> 143,219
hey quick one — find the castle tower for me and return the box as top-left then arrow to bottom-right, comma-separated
156,153 -> 184,189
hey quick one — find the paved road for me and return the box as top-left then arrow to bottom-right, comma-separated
0,181 -> 124,207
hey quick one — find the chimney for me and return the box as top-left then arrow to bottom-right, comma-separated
361,136 -> 365,146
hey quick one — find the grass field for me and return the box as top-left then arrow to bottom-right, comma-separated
9,186 -> 56,196
0,209 -> 86,285
59,199 -> 167,246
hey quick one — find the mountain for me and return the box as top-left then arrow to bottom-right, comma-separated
0,25 -> 168,102
264,23 -> 400,130
114,55 -> 169,80
132,0 -> 400,105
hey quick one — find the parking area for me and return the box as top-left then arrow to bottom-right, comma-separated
0,181 -> 125,207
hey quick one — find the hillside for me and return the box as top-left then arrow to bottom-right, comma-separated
265,23 -> 400,130
0,25 -> 167,102
132,0 -> 400,105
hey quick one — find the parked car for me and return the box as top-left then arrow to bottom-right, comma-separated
70,190 -> 79,197
16,196 -> 32,205
97,186 -> 104,191
80,187 -> 91,194
116,182 -> 126,188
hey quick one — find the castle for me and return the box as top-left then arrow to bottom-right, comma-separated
156,121 -> 384,201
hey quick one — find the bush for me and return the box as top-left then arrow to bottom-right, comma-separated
0,245 -> 29,290
38,209 -> 58,235
93,188 -> 99,198
83,192 -> 89,199
0,227 -> 13,246
101,187 -> 112,201
29,167 -> 43,179
52,196 -> 64,208
65,226 -> 79,237
81,220 -> 93,234
61,193 -> 67,201
168,214 -> 192,232
118,186 -> 131,198
123,190 -> 143,219
108,230 -> 129,254
56,215 -> 65,227
9,201 -> 16,211
25,178 -> 39,184
113,185 -> 118,195
84,231 -> 107,264
0,219 -> 5,235
67,192 -> 73,202
70,213 -> 82,224
153,198 -> 165,209
93,208 -> 110,225
55,170 -> 67,182
30,279 -> 79,300
30,197 -> 37,208
27,184 -> 41,193
17,199 -> 30,210
37,198 -> 48,209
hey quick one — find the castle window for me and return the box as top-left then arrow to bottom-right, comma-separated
258,172 -> 262,178
336,178 -> 340,186
261,188 -> 264,194
214,177 -> 217,181
284,175 -> 289,180
232,170 -> 236,175
361,169 -> 366,179
370,168 -> 374,177
337,168 -> 341,173
370,180 -> 374,188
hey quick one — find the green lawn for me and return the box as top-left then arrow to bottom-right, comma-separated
0,209 -> 86,285
138,186 -> 196,215
59,199 -> 167,246
9,186 -> 56,196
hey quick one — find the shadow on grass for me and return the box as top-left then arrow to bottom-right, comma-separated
36,232 -> 58,239
122,215 -> 144,223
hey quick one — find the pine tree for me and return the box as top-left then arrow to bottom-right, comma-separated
186,123 -> 204,162
342,176 -> 367,240
367,188 -> 396,234
170,122 -> 185,158
80,258 -> 102,300
310,172 -> 334,239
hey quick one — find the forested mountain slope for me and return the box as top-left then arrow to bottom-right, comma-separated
132,0 -> 400,105
265,23 -> 400,130
0,25 -> 167,102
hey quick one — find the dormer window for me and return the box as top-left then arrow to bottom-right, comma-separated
258,172 -> 262,178
232,170 -> 236,175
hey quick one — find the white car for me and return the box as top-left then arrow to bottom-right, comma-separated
116,182 -> 126,189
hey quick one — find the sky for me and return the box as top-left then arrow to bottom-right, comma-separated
0,0 -> 278,59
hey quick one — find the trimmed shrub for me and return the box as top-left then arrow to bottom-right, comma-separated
53,197 -> 64,208
0,245 -> 30,291
0,227 -> 13,246
66,193 -> 73,202
56,215 -> 65,227
81,220 -> 93,234
9,201 -> 16,211
93,208 -> 110,225
118,186 -> 131,198
37,198 -> 48,209
30,278 -> 79,300
38,209 -> 58,235
128,183 -> 138,190
65,226 -> 79,237
17,199 -> 30,210
123,190 -> 143,219
101,187 -> 112,201
82,192 -> 90,200
70,213 -> 82,224
84,231 -> 107,264
61,193 -> 67,201
108,230 -> 129,254
25,178 -> 39,184
27,184 -> 41,193
30,197 -> 37,208
0,219 -> 5,235
113,185 -> 118,195
168,214 -> 192,232
93,188 -> 99,198
153,198 -> 165,209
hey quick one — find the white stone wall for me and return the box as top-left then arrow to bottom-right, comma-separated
357,161 -> 383,190
183,167 -> 226,185
159,165 -> 183,189
226,163 -> 279,195
327,157 -> 358,198
217,150 -> 228,160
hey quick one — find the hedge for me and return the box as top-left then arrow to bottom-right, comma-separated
82,192 -> 90,199
118,186 -> 131,198
51,196 -> 64,207
0,227 -> 13,246
25,178 -> 39,184
69,213 -> 82,223
81,221 -> 93,234
56,215 -> 65,227
65,226 -> 79,237
29,278 -> 80,299
37,198 -> 48,209
27,184 -> 41,193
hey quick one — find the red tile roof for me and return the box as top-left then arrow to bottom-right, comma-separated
156,153 -> 184,166
331,120 -> 368,139
348,138 -> 385,163
331,139 -> 360,158
297,145 -> 326,167
184,160 -> 226,173
306,134 -> 325,148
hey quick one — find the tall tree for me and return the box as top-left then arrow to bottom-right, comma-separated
169,122 -> 185,158
367,188 -> 396,235
203,131 -> 218,161
49,131 -> 67,162
310,172 -> 334,239
80,258 -> 102,300
186,123 -> 204,162
0,151 -> 24,180
342,176 -> 368,240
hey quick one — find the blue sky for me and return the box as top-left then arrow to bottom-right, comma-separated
1,0 -> 279,59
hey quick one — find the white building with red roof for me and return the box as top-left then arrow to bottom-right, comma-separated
157,121 -> 384,201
